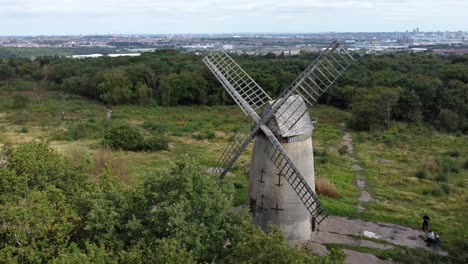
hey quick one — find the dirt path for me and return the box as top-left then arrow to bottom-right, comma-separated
340,128 -> 376,213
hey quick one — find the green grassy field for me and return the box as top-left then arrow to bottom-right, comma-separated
0,91 -> 466,261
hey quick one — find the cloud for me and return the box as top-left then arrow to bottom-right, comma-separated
0,0 -> 466,34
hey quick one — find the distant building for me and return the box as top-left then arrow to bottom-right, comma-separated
222,45 -> 233,50
71,53 -> 140,59
107,53 -> 141,57
71,54 -> 103,59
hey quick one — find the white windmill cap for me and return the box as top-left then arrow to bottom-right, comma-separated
264,95 -> 314,140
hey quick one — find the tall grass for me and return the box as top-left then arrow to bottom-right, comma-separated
315,177 -> 341,199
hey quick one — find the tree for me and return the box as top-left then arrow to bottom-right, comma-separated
98,69 -> 134,105
350,87 -> 401,130
135,82 -> 150,105
0,62 -> 15,80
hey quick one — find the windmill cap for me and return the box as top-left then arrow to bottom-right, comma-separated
263,95 -> 314,139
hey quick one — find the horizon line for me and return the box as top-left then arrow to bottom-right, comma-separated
1,30 -> 468,37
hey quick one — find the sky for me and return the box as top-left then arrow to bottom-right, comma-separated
0,0 -> 467,35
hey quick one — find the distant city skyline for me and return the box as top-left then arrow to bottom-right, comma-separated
0,0 -> 467,36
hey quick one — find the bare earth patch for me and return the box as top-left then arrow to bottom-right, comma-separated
342,249 -> 391,264
309,216 -> 448,261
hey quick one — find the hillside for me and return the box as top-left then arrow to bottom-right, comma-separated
0,50 -> 467,263
0,91 -> 466,263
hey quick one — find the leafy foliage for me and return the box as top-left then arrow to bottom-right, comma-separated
103,122 -> 146,151
103,121 -> 169,152
1,51 -> 466,132
0,143 -> 343,262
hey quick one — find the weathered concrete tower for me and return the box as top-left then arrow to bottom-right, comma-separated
248,96 -> 315,243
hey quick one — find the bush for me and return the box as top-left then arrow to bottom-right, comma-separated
424,159 -> 439,173
315,177 -> 340,199
192,130 -> 215,140
338,145 -> 348,156
382,133 -> 398,146
438,157 -> 460,174
440,183 -> 452,194
445,150 -> 460,158
314,149 -> 329,164
430,185 -> 444,196
464,160 -> 468,170
19,127 -> 28,133
12,94 -> 30,109
142,121 -> 168,133
103,122 -> 145,151
415,169 -> 428,179
103,122 -> 169,152
435,173 -> 449,183
143,136 -> 169,151
66,121 -> 103,141
437,108 -> 460,132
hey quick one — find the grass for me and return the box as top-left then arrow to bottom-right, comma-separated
315,176 -> 341,199
1,91 -> 467,261
325,243 -> 449,264
350,123 -> 468,259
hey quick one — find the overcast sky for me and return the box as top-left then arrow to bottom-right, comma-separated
0,0 -> 467,35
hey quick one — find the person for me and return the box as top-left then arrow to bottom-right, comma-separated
422,214 -> 430,232
426,230 -> 435,246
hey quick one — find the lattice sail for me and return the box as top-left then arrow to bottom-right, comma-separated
203,51 -> 272,122
268,41 -> 354,133
260,125 -> 328,224
214,123 -> 256,180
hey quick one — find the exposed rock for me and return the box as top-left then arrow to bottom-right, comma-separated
342,249 -> 392,264
306,241 -> 330,256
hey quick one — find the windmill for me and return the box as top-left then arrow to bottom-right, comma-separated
203,41 -> 354,243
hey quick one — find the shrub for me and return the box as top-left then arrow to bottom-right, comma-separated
315,177 -> 340,199
338,145 -> 348,156
424,159 -> 439,173
430,185 -> 444,196
12,94 -> 30,109
20,127 -> 28,133
464,160 -> 468,170
440,183 -> 452,194
382,133 -> 398,146
445,150 -> 460,158
143,136 -> 169,151
437,108 -> 460,132
314,149 -> 329,164
438,157 -> 460,174
66,121 -> 103,141
422,188 -> 431,196
103,122 -> 145,151
192,130 -> 215,140
142,121 -> 168,134
355,133 -> 366,143
415,169 -> 428,179
435,173 -> 449,183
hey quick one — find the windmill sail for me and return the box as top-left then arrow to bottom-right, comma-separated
203,51 -> 271,122
268,41 -> 354,134
213,123 -> 256,180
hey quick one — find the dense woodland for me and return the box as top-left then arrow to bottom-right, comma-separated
0,50 -> 467,263
0,50 -> 467,132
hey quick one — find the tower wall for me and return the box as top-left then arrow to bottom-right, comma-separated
247,134 -> 315,244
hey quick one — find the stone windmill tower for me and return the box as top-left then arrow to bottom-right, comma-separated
203,41 -> 354,243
